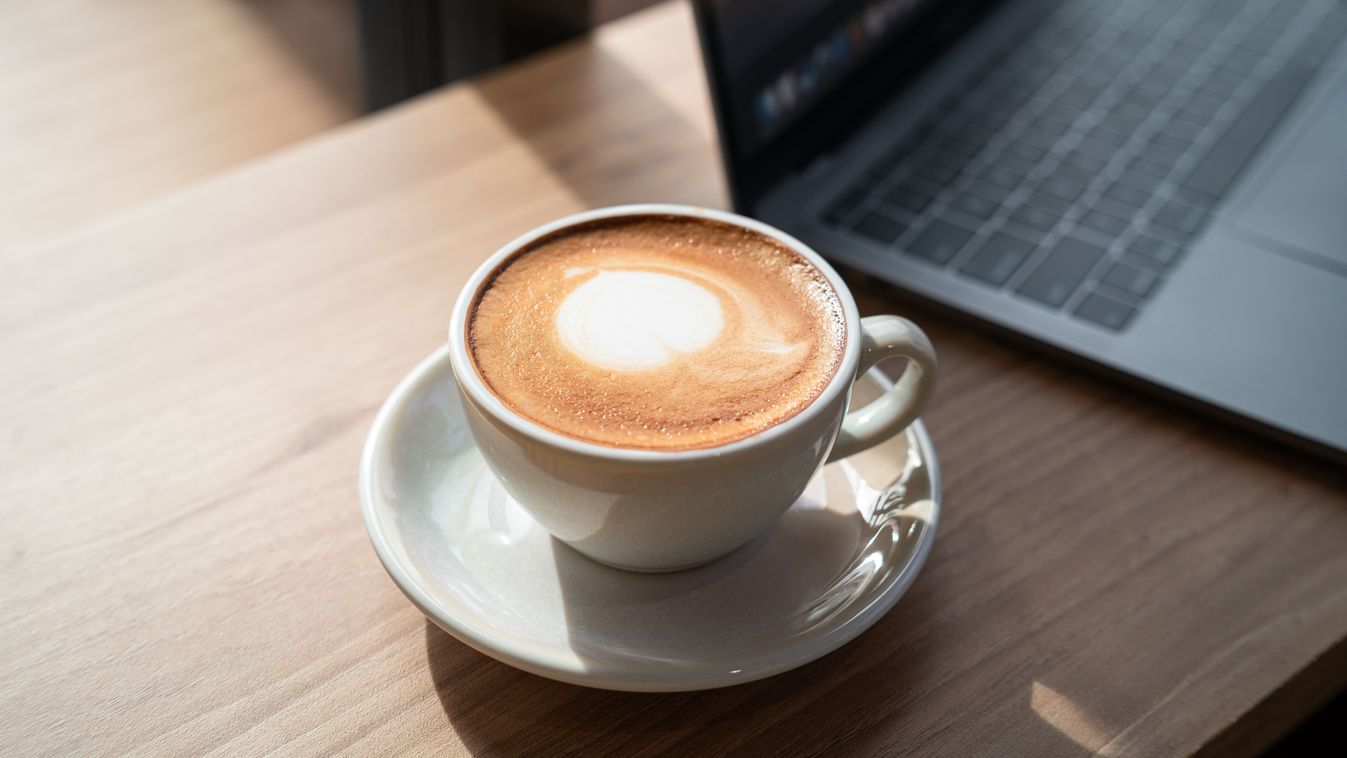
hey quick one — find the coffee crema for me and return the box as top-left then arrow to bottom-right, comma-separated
465,216 -> 846,450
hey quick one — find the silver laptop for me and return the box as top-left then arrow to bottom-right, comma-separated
693,0 -> 1347,461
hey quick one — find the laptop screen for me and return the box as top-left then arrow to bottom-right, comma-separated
694,0 -> 994,208
704,0 -> 937,155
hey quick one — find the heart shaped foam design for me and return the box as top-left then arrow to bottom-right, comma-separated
556,270 -> 724,371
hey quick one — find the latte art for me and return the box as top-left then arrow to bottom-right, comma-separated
466,216 -> 846,450
556,269 -> 725,371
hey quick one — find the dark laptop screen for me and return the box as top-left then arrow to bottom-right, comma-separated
695,0 -> 994,208
704,0 -> 937,155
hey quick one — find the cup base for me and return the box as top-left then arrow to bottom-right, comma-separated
567,544 -> 734,573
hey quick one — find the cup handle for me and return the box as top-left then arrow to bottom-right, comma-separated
826,315 -> 938,463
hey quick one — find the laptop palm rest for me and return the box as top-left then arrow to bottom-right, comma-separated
1235,70 -> 1347,272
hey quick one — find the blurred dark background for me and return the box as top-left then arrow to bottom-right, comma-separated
356,0 -> 656,109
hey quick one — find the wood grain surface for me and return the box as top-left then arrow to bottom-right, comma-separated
3,2 -> 1346,755
0,0 -> 358,252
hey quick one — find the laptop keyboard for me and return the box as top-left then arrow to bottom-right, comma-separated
826,0 -> 1347,331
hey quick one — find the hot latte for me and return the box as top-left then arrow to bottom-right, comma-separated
465,215 -> 846,450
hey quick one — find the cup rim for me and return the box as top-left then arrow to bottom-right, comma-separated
447,204 -> 862,463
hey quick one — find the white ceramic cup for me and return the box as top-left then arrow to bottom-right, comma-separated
448,205 -> 937,572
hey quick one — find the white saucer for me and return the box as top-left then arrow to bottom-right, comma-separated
360,347 -> 941,692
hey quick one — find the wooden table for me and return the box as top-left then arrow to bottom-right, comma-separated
0,0 -> 359,251
5,2 -> 1346,754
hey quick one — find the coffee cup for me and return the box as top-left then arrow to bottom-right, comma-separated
448,204 -> 937,571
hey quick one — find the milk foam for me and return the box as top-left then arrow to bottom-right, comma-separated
556,270 -> 724,371
467,215 -> 846,450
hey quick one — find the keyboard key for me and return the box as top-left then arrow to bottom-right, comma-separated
1090,196 -> 1141,222
826,189 -> 868,224
1199,70 -> 1243,98
941,134 -> 983,157
1121,84 -> 1165,109
859,168 -> 892,187
1116,168 -> 1163,192
980,164 -> 1023,190
1185,91 -> 1225,119
883,180 -> 940,215
1151,201 -> 1210,238
1074,137 -> 1116,161
948,121 -> 999,146
1077,209 -> 1130,237
960,232 -> 1036,285
1043,100 -> 1086,126
852,211 -> 904,245
1166,43 -> 1202,69
1010,204 -> 1061,232
1006,141 -> 1048,162
996,152 -> 1038,178
1028,190 -> 1071,214
1104,182 -> 1149,207
1171,106 -> 1208,127
1112,100 -> 1151,123
1017,237 -> 1106,307
1138,141 -> 1184,166
1051,163 -> 1098,188
865,151 -> 903,179
1058,82 -> 1099,108
1077,69 -> 1111,89
1018,127 -> 1059,150
1064,149 -> 1108,174
1220,49 -> 1259,77
913,160 -> 960,185
1111,30 -> 1148,55
1008,52 -> 1054,79
1040,176 -> 1086,201
1149,129 -> 1192,152
1151,60 -> 1188,84
950,192 -> 999,219
1127,234 -> 1182,268
905,218 -> 975,264
1101,261 -> 1159,298
857,170 -> 889,193
1163,118 -> 1204,142
1074,292 -> 1138,330
1089,122 -> 1131,147
926,148 -> 970,170
987,79 -> 1035,106
1185,25 -> 1221,50
966,107 -> 1011,131
1033,112 -> 1074,136
1133,76 -> 1169,99
1128,155 -> 1172,178
1184,66 -> 1315,199
965,181 -> 1008,202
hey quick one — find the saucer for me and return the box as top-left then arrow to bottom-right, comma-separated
360,347 -> 941,692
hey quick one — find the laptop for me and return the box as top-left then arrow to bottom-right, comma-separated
692,0 -> 1347,462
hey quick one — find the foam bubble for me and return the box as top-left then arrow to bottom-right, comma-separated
556,270 -> 724,370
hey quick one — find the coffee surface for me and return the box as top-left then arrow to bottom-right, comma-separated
466,216 -> 846,450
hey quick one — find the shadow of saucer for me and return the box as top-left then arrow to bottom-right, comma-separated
424,559 -> 947,756
424,619 -> 743,755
